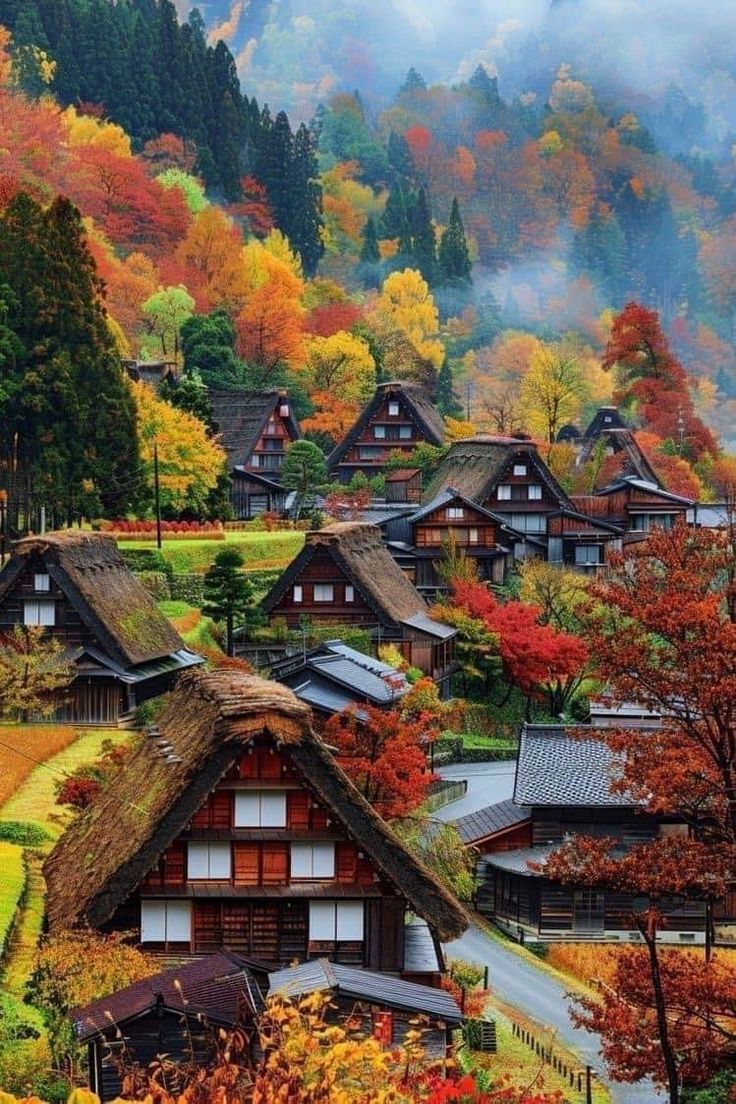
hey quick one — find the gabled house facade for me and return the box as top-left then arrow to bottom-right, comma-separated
406,489 -> 518,593
0,532 -> 202,725
422,436 -> 572,555
477,724 -> 706,944
261,523 -> 457,690
72,952 -> 267,1102
571,478 -> 693,537
44,669 -> 467,979
328,382 -> 445,488
209,389 -> 301,518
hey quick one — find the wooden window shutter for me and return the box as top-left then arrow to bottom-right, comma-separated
336,842 -> 357,883
163,841 -> 186,885
262,843 -> 289,884
234,843 -> 261,885
287,791 -> 310,829
238,750 -> 258,779
211,791 -> 232,828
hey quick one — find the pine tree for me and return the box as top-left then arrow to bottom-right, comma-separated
387,130 -> 414,184
398,68 -> 427,96
436,359 -> 462,418
438,198 -> 472,287
0,193 -> 139,527
281,440 -> 328,518
289,122 -> 324,277
202,546 -> 258,656
360,216 -> 380,264
411,187 -> 436,286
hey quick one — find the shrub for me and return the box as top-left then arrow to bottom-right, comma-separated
137,570 -> 171,600
133,695 -> 167,730
54,740 -> 131,810
0,842 -> 26,957
0,821 -> 51,847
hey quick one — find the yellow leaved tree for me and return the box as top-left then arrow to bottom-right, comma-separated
306,330 -> 376,403
375,269 -> 444,372
61,105 -> 133,157
130,381 -> 226,514
519,339 -> 587,444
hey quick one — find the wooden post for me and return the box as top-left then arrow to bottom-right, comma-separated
586,1065 -> 592,1104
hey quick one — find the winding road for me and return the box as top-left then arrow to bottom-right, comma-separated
437,762 -> 664,1103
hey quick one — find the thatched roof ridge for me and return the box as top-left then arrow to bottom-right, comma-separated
0,531 -> 185,667
44,668 -> 467,941
422,437 -> 571,508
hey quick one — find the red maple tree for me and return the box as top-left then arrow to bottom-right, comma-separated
325,705 -> 434,818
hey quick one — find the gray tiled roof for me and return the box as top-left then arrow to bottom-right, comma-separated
402,612 -> 456,639
454,799 -> 531,846
514,725 -> 637,807
485,845 -> 556,876
268,957 -> 461,1022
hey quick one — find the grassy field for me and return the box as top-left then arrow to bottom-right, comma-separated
471,1007 -> 610,1103
0,728 -> 131,841
0,843 -> 25,959
119,529 -> 304,574
158,599 -> 222,651
546,941 -> 736,989
0,725 -> 81,809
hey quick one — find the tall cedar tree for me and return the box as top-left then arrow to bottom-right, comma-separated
438,198 -> 472,287
436,360 -> 463,417
360,216 -> 381,264
411,187 -> 436,286
0,193 -> 138,530
202,546 -> 257,656
181,309 -> 243,389
0,0 -> 251,198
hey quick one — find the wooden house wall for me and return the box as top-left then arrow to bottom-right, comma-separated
267,550 -> 375,626
485,457 -> 561,514
231,475 -> 287,520
246,404 -> 297,478
328,996 -> 449,1060
0,555 -> 97,650
92,1012 -> 216,1102
531,807 -> 659,847
475,822 -> 533,856
122,738 -> 409,972
414,502 -> 499,550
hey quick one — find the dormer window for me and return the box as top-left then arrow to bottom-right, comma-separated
388,401 -> 400,416
513,464 -> 527,477
34,573 -> 50,592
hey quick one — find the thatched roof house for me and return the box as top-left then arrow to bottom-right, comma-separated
422,436 -> 571,510
0,531 -> 201,724
261,522 -> 456,687
44,667 -> 467,950
328,382 -> 445,487
209,389 -> 300,519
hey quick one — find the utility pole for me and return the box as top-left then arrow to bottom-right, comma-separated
153,437 -> 162,550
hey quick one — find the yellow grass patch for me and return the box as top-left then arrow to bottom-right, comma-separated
0,725 -> 78,809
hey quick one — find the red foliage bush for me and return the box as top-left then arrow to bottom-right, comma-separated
55,776 -> 101,809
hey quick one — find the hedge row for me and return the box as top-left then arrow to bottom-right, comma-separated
0,843 -> 25,959
170,574 -> 205,605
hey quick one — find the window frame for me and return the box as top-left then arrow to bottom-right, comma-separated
447,506 -> 465,520
387,401 -> 400,417
527,484 -> 543,501
187,841 -> 232,880
313,583 -> 335,603
293,584 -> 303,603
513,464 -> 527,477
23,599 -> 56,627
290,842 -> 336,880
33,573 -> 51,592
234,790 -> 287,828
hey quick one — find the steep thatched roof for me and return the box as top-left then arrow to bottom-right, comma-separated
44,668 -> 467,941
0,531 -> 185,667
422,436 -> 571,509
209,389 -> 300,469
328,382 -> 445,471
262,523 -> 453,637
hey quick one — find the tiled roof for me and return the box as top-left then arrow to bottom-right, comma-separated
454,799 -> 531,846
71,951 -> 266,1040
485,845 -> 556,876
513,724 -> 637,807
269,957 -> 461,1021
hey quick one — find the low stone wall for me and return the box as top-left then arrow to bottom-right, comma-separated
433,736 -> 518,766
424,778 -> 468,812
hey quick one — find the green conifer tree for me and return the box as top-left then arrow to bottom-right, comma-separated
438,198 -> 472,287
411,187 -> 436,285
202,547 -> 258,656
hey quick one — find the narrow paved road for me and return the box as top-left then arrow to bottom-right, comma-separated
435,761 -> 516,820
437,761 -> 664,1103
